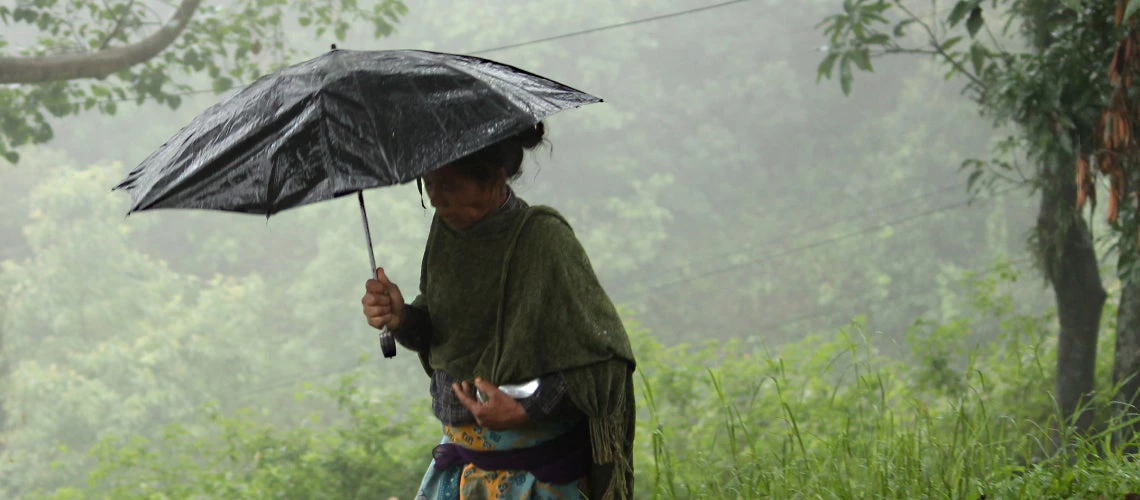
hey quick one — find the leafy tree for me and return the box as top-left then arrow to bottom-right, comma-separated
1078,0 -> 1140,447
0,1 -> 1054,493
817,0 -> 1118,436
0,0 -> 409,163
0,154 -> 431,496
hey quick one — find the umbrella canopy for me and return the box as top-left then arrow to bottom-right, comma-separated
111,47 -> 601,359
113,48 -> 601,215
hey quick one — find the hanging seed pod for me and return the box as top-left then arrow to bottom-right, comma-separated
1120,112 -> 1131,148
1076,156 -> 1093,211
1103,110 -> 1117,149
1109,170 -> 1127,225
1109,186 -> 1121,225
1100,150 -> 1116,176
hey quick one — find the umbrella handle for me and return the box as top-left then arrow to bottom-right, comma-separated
358,191 -> 397,359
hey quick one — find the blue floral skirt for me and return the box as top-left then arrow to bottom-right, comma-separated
415,418 -> 587,499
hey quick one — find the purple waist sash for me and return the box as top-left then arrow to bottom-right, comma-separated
431,421 -> 590,484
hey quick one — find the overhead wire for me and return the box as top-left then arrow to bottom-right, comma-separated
614,185 -> 1019,298
31,0 -> 1020,418
202,184 -> 1023,408
54,0 -> 767,104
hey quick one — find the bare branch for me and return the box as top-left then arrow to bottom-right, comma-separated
0,0 -> 201,84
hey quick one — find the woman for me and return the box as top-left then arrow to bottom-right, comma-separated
361,123 -> 637,500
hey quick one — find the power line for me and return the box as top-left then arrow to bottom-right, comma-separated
76,0 -> 762,105
191,186 -> 1019,408
209,252 -> 1037,411
643,182 -> 968,279
749,254 -> 1036,335
468,0 -> 756,55
615,185 -> 1018,298
47,0 -> 992,415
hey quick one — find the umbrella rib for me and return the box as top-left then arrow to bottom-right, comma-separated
437,52 -> 565,118
406,51 -> 531,163
339,51 -> 394,181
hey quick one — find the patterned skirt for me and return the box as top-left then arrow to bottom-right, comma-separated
414,418 -> 588,500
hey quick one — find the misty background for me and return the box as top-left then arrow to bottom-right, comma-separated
0,0 -> 1072,496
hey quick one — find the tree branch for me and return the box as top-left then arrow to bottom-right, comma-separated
98,0 -> 138,51
0,0 -> 201,84
874,47 -> 940,58
894,0 -> 988,91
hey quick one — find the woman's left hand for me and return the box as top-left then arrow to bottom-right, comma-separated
453,378 -> 529,431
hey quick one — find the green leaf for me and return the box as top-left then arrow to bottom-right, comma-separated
966,7 -> 984,38
941,36 -> 964,52
1058,132 -> 1073,154
959,159 -> 980,172
1128,0 -> 1140,21
839,57 -> 854,95
864,0 -> 893,14
866,33 -> 891,45
213,77 -> 234,93
967,169 -> 984,191
948,1 -> 975,26
893,19 -> 917,37
970,43 -> 987,74
852,49 -> 873,72
3,151 -> 18,163
817,52 -> 840,81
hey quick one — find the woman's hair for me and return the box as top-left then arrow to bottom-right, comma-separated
415,123 -> 546,207
451,122 -> 546,183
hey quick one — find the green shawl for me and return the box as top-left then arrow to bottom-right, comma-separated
411,200 -> 636,499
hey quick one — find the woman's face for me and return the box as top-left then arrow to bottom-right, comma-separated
423,164 -> 506,230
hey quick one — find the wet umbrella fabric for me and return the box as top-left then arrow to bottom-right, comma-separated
112,48 -> 601,357
113,48 -> 600,215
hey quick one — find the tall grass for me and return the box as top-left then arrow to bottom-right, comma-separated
632,320 -> 1140,499
29,265 -> 1140,499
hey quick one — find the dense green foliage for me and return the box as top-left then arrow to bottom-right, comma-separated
0,0 -> 408,163
1,1 -> 1090,498
15,264 -> 1140,499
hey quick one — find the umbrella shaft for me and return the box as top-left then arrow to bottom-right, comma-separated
358,191 -> 377,277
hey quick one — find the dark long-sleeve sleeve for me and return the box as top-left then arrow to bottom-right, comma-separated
519,372 -> 576,421
392,302 -> 432,352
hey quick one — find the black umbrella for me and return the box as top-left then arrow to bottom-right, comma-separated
113,47 -> 602,358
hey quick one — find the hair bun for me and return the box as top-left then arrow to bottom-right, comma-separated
515,122 -> 545,150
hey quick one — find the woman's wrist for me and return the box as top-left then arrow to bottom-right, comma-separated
388,307 -> 405,331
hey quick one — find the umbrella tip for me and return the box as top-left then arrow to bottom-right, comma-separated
331,43 -> 337,51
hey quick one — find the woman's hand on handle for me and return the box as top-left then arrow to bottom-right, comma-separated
362,267 -> 405,331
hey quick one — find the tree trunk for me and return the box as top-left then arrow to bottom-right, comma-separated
1038,159 -> 1106,435
1114,278 -> 1140,449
